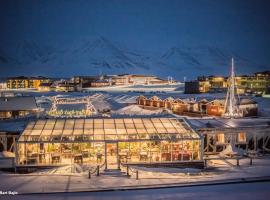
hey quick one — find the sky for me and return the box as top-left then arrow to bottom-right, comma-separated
0,0 -> 269,78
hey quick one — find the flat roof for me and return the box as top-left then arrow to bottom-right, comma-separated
18,118 -> 200,143
189,118 -> 270,129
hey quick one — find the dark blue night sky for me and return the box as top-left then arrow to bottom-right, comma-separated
0,0 -> 269,79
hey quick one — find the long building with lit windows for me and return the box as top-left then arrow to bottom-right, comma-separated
15,118 -> 204,169
186,71 -> 270,94
6,76 -> 50,89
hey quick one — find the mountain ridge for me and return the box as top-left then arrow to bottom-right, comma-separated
0,37 -> 268,79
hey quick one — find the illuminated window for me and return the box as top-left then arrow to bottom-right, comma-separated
216,133 -> 225,144
238,132 -> 246,143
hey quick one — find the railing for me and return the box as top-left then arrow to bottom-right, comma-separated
99,160 -> 106,170
119,161 -> 139,180
88,165 -> 99,179
87,161 -> 105,179
204,155 -> 255,168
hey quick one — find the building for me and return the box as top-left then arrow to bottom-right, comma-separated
189,118 -> 270,154
196,76 -> 227,93
90,80 -> 110,87
71,74 -> 169,90
112,74 -> 169,85
38,82 -> 53,92
136,96 -> 258,117
235,71 -> 270,94
72,76 -> 102,91
0,78 -> 7,90
0,96 -> 38,119
184,81 -> 200,94
195,71 -> 270,94
55,81 -> 75,92
206,99 -> 225,116
238,99 -> 258,116
6,76 -> 50,89
15,118 -> 204,169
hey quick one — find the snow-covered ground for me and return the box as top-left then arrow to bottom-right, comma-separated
83,83 -> 184,93
1,156 -> 270,194
0,91 -> 270,132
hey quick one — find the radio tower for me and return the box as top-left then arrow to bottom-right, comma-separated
223,58 -> 241,118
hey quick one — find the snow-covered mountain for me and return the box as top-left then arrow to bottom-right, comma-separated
0,36 -> 268,79
156,45 -> 268,78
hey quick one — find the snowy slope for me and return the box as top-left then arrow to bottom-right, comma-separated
0,37 -> 268,78
156,45 -> 267,78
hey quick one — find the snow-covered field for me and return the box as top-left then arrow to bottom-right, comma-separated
0,90 -> 270,132
1,156 -> 270,195
83,83 -> 184,93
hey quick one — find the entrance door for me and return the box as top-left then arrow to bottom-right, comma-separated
105,142 -> 119,170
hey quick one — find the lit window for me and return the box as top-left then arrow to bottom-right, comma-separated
216,133 -> 225,143
238,132 -> 246,143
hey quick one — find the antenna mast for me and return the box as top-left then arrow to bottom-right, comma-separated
223,58 -> 241,118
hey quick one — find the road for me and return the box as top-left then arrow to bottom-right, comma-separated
4,181 -> 270,200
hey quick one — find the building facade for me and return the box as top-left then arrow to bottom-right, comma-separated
0,96 -> 38,119
136,96 -> 258,117
6,76 -> 50,89
16,118 -> 204,169
193,71 -> 270,94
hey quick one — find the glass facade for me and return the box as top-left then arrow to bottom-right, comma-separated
16,118 -> 203,167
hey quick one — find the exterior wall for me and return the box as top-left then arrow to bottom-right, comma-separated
239,104 -> 258,117
136,96 -> 226,117
152,100 -> 159,107
197,74 -> 270,94
112,76 -> 129,85
90,82 -> 110,87
16,139 -> 203,167
0,110 -> 33,119
159,101 -> 165,107
199,127 -> 270,154
136,96 -> 258,117
38,86 -> 51,92
206,104 -> 224,116
172,104 -> 188,114
145,99 -> 152,106
108,75 -> 167,86
55,85 -> 75,92
184,81 -> 200,94
0,111 -> 12,119
164,101 -> 172,109
0,82 -> 7,90
7,78 -> 49,89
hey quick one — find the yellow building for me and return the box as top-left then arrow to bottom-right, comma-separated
197,76 -> 227,93
6,76 -> 50,89
235,73 -> 270,94
197,71 -> 270,94
199,80 -> 211,93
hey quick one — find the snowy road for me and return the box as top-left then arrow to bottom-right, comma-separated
9,181 -> 270,200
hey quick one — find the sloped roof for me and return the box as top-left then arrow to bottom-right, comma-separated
150,96 -> 161,101
239,98 -> 257,105
0,97 -> 37,111
19,118 -> 201,143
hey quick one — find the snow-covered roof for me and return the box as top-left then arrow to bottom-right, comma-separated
114,105 -> 163,115
239,98 -> 257,105
0,97 -> 37,111
188,118 -> 270,129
